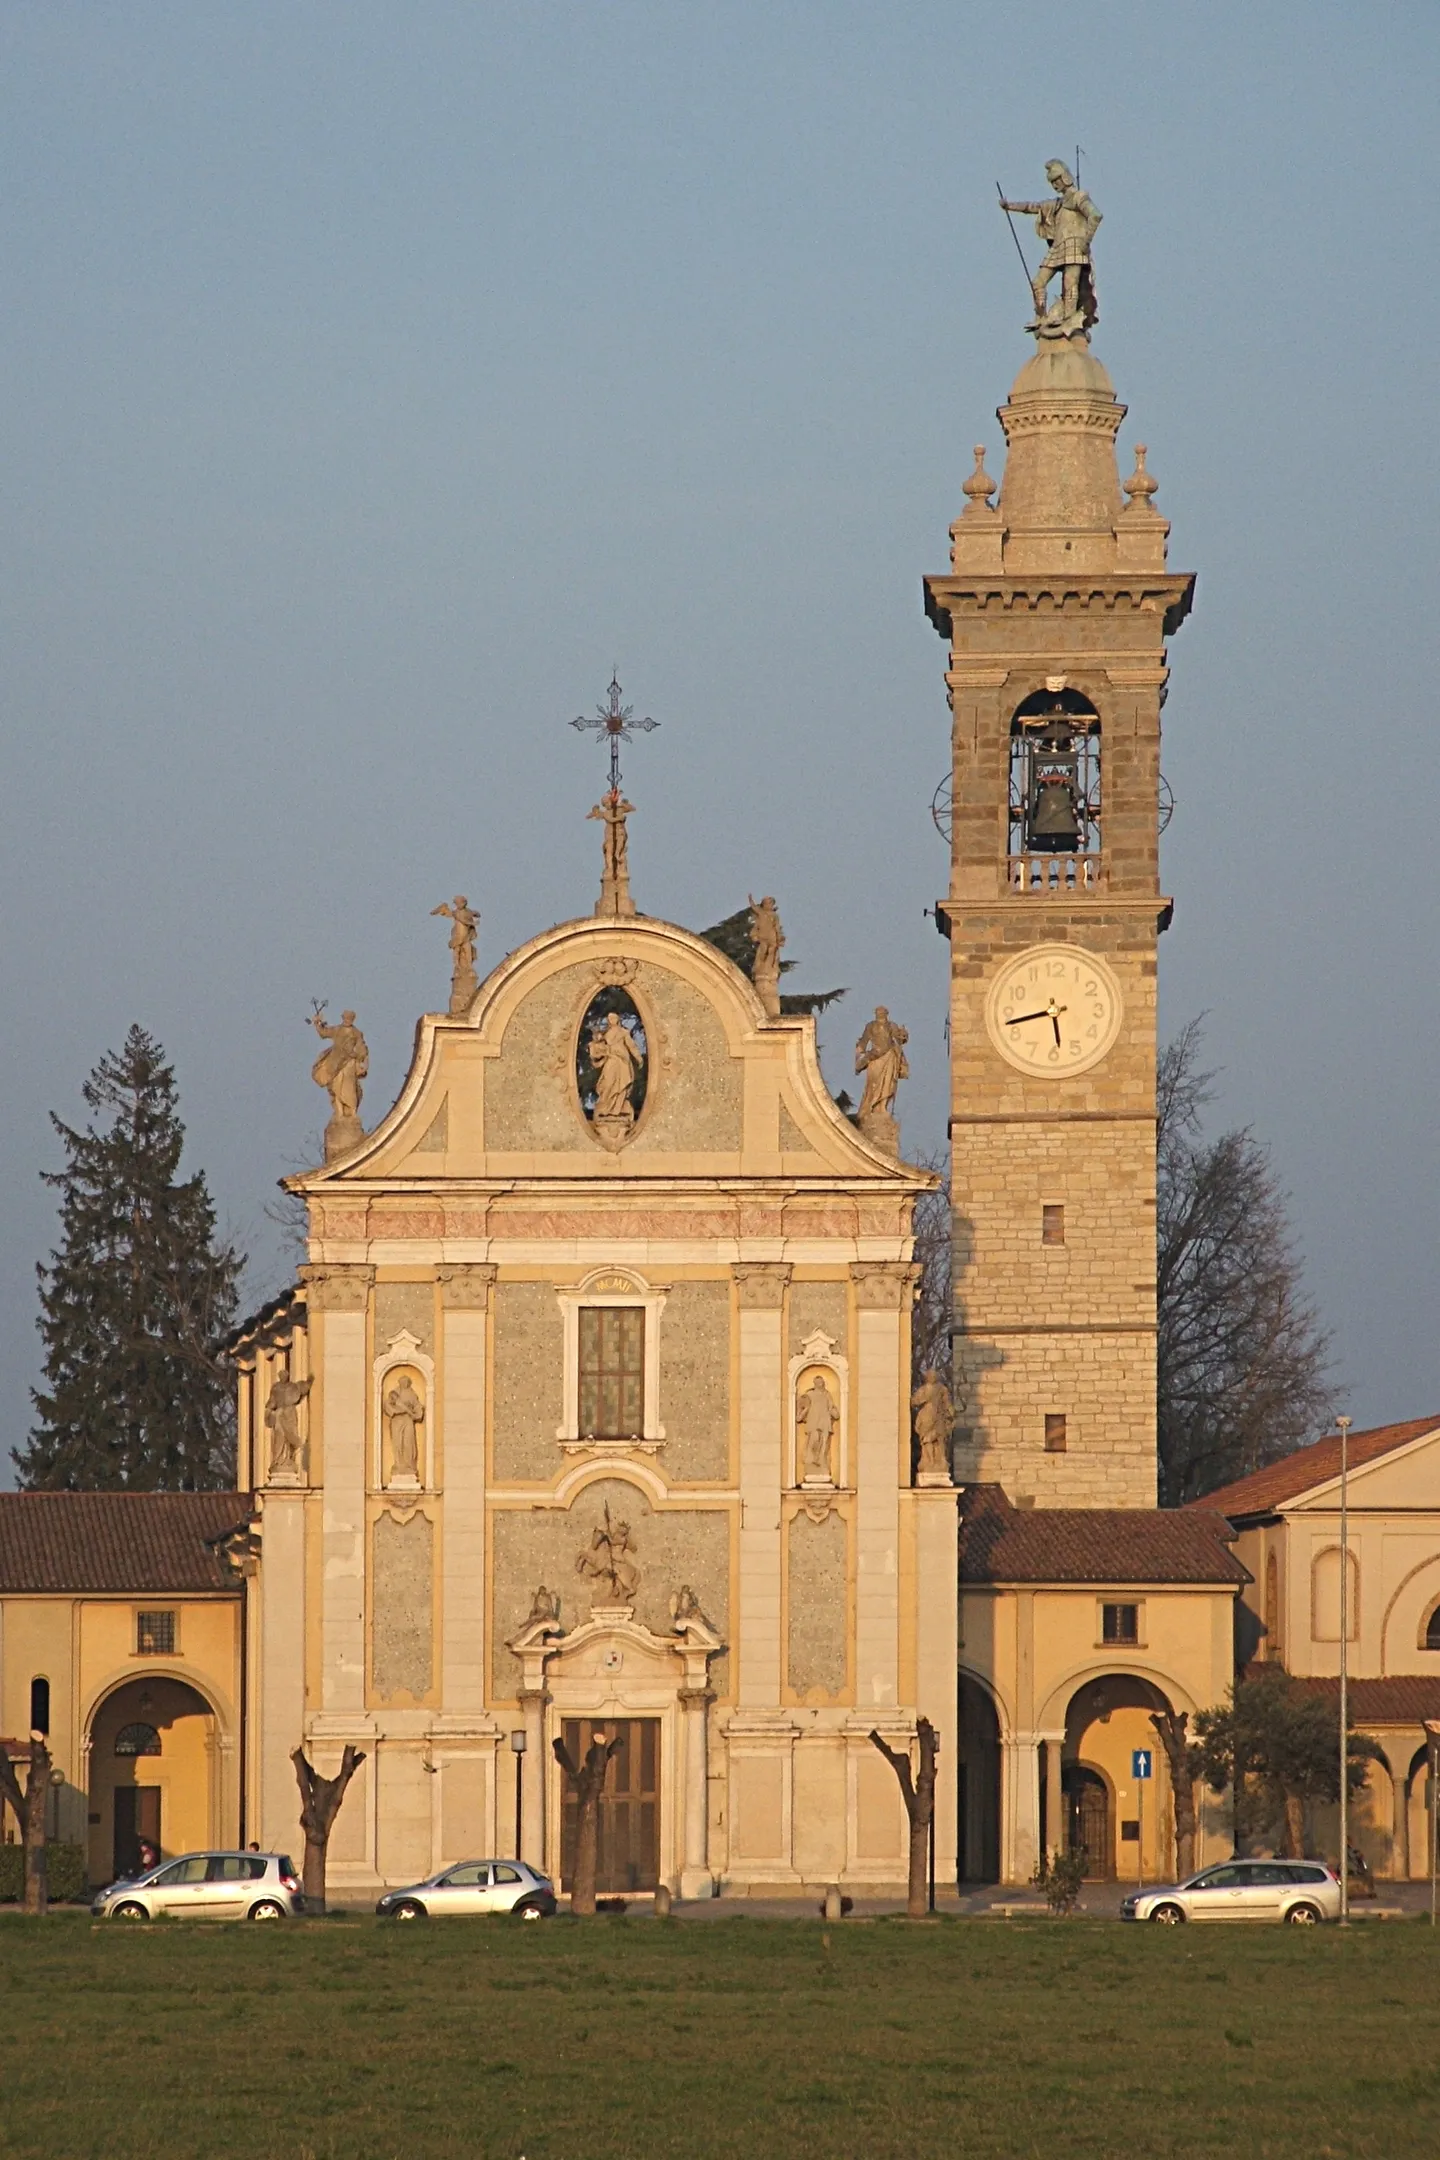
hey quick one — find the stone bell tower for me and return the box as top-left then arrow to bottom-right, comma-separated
925,233 -> 1195,1508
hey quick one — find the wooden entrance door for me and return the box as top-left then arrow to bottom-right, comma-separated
559,1719 -> 660,1894
114,1786 -> 161,1878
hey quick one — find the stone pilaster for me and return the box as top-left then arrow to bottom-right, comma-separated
678,1687 -> 714,1899
733,1263 -> 790,1707
301,1264 -> 374,1714
437,1264 -> 496,1720
850,1263 -> 916,1713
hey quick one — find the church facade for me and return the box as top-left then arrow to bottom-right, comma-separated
230,887 -> 956,1899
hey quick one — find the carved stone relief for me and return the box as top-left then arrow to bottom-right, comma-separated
732,1262 -> 791,1310
436,1262 -> 497,1311
489,1478 -> 729,1699
300,1263 -> 375,1314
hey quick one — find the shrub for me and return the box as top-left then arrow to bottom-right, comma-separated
0,1843 -> 87,1904
1030,1846 -> 1086,1916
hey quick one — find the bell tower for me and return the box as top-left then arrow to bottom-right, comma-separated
925,265 -> 1195,1508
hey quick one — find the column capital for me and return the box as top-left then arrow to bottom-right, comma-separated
732,1261 -> 791,1309
849,1260 -> 920,1310
299,1263 -> 374,1313
678,1688 -> 714,1710
436,1262 -> 498,1310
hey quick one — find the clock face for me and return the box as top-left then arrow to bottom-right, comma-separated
984,944 -> 1123,1076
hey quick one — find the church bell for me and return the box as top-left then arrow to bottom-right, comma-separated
1026,732 -> 1081,851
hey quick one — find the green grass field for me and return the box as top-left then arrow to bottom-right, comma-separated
2,1911 -> 1438,2159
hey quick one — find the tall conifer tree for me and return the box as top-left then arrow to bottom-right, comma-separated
17,1025 -> 243,1490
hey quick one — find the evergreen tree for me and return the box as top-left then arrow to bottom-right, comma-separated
17,1025 -> 243,1490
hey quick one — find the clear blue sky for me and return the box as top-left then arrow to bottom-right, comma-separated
1,1 -> 1435,1471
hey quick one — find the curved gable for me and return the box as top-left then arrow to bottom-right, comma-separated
294,914 -> 927,1190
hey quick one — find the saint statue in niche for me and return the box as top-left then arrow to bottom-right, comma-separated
796,1372 -> 839,1486
576,988 -> 648,1148
383,1372 -> 425,1482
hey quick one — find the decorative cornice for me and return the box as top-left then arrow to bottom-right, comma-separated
436,1262 -> 498,1310
731,1261 -> 792,1310
849,1260 -> 920,1311
299,1263 -> 374,1313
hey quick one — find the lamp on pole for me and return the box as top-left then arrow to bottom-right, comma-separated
510,1729 -> 527,1859
1337,1414 -> 1352,1927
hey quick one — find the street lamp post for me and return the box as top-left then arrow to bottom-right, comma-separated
1337,1415 -> 1352,1927
510,1729 -> 527,1859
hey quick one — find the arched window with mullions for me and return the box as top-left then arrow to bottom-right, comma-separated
114,1722 -> 162,1758
1009,689 -> 1101,892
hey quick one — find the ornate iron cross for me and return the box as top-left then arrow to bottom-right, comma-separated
570,671 -> 659,793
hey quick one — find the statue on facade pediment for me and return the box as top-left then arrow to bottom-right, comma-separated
309,1004 -> 368,1160
526,1584 -> 562,1628
589,789 -> 637,918
432,895 -> 479,1016
855,1007 -> 909,1120
748,894 -> 784,1018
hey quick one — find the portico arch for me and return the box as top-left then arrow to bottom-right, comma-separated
1059,1672 -> 1177,1884
86,1675 -> 226,1884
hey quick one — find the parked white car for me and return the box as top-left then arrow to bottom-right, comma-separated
376,1859 -> 556,1920
1121,1858 -> 1341,1925
92,1851 -> 303,1921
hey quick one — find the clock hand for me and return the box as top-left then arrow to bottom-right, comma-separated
1051,1012 -> 1061,1046
1005,1008 -> 1052,1027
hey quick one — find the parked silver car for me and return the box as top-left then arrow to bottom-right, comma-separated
1121,1858 -> 1341,1925
92,1851 -> 303,1922
376,1858 -> 556,1920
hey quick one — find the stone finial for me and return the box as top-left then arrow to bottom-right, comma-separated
1122,443 -> 1160,515
960,444 -> 998,518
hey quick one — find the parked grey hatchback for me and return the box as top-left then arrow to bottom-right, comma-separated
1121,1858 -> 1341,1925
376,1859 -> 556,1919
91,1852 -> 303,1921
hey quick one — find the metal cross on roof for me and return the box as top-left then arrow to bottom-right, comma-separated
570,671 -> 660,794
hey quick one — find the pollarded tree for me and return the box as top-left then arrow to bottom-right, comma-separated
17,1025 -> 243,1490
1156,1021 -> 1333,1506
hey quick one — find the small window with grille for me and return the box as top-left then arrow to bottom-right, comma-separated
578,1308 -> 645,1439
1044,1413 -> 1067,1453
115,1722 -> 162,1757
1102,1602 -> 1139,1645
136,1611 -> 177,1656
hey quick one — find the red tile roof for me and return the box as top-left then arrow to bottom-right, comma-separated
1196,1418 -> 1440,1521
1279,1674 -> 1440,1729
958,1486 -> 1250,1587
0,1492 -> 250,1595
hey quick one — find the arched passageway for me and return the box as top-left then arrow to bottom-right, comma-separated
958,1674 -> 1001,1883
88,1677 -> 219,1884
1063,1674 -> 1173,1883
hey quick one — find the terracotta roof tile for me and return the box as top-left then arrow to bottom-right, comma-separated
1197,1419 -> 1440,1520
1269,1673 -> 1440,1728
0,1492 -> 250,1595
958,1486 -> 1249,1586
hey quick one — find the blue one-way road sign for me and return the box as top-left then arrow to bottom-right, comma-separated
1132,1748 -> 1153,1780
